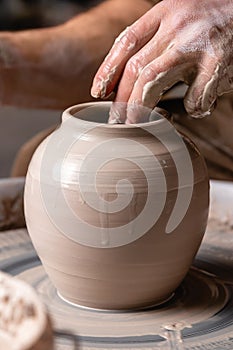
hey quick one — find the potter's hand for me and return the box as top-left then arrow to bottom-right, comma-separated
91,0 -> 233,123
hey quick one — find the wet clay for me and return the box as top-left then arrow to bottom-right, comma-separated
24,102 -> 209,310
0,271 -> 53,350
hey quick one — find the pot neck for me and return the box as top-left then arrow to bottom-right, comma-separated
61,102 -> 173,136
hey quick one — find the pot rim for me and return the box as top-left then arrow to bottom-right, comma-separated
62,101 -> 169,129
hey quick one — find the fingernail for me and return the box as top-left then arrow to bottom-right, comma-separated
91,83 -> 101,98
190,109 -> 212,118
91,78 -> 107,99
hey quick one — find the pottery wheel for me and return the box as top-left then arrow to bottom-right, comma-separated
17,265 -> 231,349
0,221 -> 233,350
0,181 -> 233,349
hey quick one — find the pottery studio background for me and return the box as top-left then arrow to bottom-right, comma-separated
0,0 -> 100,178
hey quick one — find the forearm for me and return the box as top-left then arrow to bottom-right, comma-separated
0,27 -> 63,108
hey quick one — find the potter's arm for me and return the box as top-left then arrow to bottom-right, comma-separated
91,0 -> 233,123
0,0 -> 152,110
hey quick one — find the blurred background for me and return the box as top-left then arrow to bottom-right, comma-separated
0,0 -> 99,30
0,0 -> 100,178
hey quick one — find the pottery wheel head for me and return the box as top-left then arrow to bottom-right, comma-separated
18,265 -> 229,348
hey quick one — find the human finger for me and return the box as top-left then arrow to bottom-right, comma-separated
91,4 -> 163,99
125,51 -> 193,123
184,56 -> 219,118
108,28 -> 173,123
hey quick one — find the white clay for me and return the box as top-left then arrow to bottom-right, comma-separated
0,271 -> 53,350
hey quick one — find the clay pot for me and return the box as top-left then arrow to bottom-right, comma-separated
24,102 -> 209,310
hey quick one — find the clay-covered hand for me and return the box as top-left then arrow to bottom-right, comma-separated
91,0 -> 233,123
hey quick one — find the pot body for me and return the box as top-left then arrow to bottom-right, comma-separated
24,102 -> 209,310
